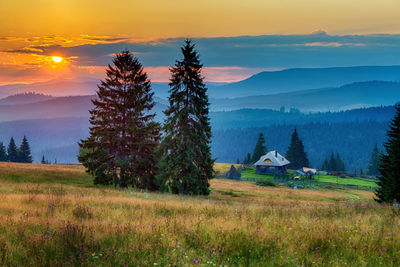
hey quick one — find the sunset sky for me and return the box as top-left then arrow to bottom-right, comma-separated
0,0 -> 399,88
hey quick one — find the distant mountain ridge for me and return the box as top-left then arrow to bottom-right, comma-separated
2,66 -> 399,99
211,81 -> 400,112
0,92 -> 54,105
0,79 -> 99,99
211,65 -> 400,98
0,95 -> 167,122
0,80 -> 399,122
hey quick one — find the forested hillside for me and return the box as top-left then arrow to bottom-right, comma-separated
211,105 -> 395,129
0,99 -> 394,171
212,121 -> 389,172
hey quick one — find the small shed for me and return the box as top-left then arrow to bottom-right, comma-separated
225,165 -> 241,180
254,151 -> 290,175
297,167 -> 317,179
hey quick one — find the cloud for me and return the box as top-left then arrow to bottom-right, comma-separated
1,33 -> 400,85
302,42 -> 366,47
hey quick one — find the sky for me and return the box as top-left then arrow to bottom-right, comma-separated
0,0 -> 399,88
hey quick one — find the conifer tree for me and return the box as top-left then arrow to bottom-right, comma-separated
368,144 -> 380,176
335,153 -> 345,172
7,137 -> 19,162
0,142 -> 7,162
19,136 -> 33,163
41,155 -> 46,164
376,104 -> 400,203
157,40 -> 213,195
251,133 -> 267,163
328,152 -> 337,171
285,128 -> 310,169
79,50 -> 161,189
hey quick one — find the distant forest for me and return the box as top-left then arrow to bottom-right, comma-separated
210,105 -> 395,129
212,121 -> 389,172
0,105 -> 393,172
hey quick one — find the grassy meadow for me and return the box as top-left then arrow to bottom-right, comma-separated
0,162 -> 399,266
236,165 -> 378,189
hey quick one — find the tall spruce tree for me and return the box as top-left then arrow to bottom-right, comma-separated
7,137 -> 18,162
251,133 -> 267,163
285,128 -> 310,169
157,40 -> 213,195
19,136 -> 32,163
79,50 -> 160,189
376,104 -> 400,203
0,142 -> 7,161
368,144 -> 380,176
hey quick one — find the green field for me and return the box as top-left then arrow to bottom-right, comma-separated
0,162 -> 398,266
237,166 -> 377,189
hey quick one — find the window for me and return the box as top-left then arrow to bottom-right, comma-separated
263,158 -> 272,163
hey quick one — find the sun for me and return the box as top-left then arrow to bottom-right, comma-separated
52,56 -> 63,63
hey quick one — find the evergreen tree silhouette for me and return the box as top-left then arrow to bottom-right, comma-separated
251,133 -> 267,163
368,144 -> 380,175
157,40 -> 213,195
328,152 -> 337,171
336,153 -> 345,172
7,137 -> 19,162
376,104 -> 400,203
19,136 -> 32,163
0,142 -> 7,161
79,50 -> 160,189
285,128 -> 310,169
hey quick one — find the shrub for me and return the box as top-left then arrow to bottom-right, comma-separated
256,180 -> 277,187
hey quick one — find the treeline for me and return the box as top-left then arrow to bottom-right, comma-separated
321,153 -> 346,172
0,136 -> 32,163
210,106 -> 395,129
212,121 -> 388,172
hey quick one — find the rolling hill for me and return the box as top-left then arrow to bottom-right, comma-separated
1,80 -> 399,123
0,95 -> 167,122
211,65 -> 400,98
211,81 -> 400,112
2,66 -> 399,100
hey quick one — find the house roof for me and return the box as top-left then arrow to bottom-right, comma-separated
253,151 -> 290,167
301,167 -> 317,174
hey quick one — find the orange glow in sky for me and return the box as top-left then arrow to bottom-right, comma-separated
0,0 -> 399,88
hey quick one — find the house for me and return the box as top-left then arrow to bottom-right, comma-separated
254,151 -> 290,175
296,167 -> 317,179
